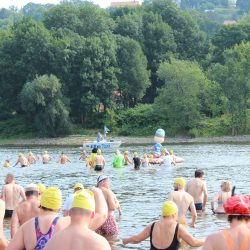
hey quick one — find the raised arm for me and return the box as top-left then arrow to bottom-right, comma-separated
89,187 -> 108,230
178,224 -> 204,247
123,224 -> 151,245
189,199 -> 197,228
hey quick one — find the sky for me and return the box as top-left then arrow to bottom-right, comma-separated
0,0 -> 143,9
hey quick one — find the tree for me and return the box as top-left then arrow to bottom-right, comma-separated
116,36 -> 150,107
208,43 -> 250,135
155,59 -> 207,134
20,75 -> 70,137
237,0 -> 250,12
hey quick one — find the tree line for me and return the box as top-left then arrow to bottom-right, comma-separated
0,0 -> 249,137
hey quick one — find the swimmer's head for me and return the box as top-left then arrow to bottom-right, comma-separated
5,173 -> 14,184
82,150 -> 86,154
29,151 -> 33,156
150,155 -> 154,159
134,152 -> 138,157
97,149 -> 102,155
170,150 -> 173,154
221,180 -> 232,192
124,151 -> 129,155
73,183 -> 84,193
195,169 -> 204,178
97,175 -> 109,187
44,151 -> 48,154
25,184 -> 38,197
162,201 -> 178,217
174,178 -> 186,190
143,154 -> 147,158
37,183 -> 46,195
92,148 -> 98,154
18,153 -> 23,157
40,187 -> 62,211
61,152 -> 64,155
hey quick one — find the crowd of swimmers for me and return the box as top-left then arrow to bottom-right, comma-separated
0,167 -> 248,250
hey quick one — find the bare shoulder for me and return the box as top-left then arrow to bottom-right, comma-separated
88,231 -> 111,249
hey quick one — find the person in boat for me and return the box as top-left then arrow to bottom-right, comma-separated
185,169 -> 208,212
160,149 -> 172,167
122,200 -> 204,249
96,132 -> 104,142
133,152 -> 141,170
211,180 -> 232,214
113,150 -> 125,168
203,195 -> 250,250
87,148 -> 98,168
79,150 -> 88,161
13,153 -> 29,168
58,152 -> 71,164
152,143 -> 162,158
169,150 -> 176,166
149,155 -> 161,165
169,178 -> 197,228
124,151 -> 132,165
141,154 -> 150,167
93,149 -> 105,172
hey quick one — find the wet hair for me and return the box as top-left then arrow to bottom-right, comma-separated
228,215 -> 250,223
195,169 -> 204,178
25,190 -> 39,197
5,174 -> 14,184
70,207 -> 92,216
92,148 -> 98,153
39,205 -> 55,212
221,181 -> 232,192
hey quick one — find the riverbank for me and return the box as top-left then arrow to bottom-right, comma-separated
1,135 -> 250,147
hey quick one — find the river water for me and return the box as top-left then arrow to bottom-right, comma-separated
0,143 -> 250,249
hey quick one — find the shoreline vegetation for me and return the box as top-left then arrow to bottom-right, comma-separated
1,135 -> 250,147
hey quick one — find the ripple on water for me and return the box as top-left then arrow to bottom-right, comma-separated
1,143 -> 250,249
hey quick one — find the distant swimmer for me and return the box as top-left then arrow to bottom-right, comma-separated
112,150 -> 125,168
124,151 -> 132,165
79,150 -> 87,161
27,151 -> 36,164
58,152 -> 71,164
62,183 -> 84,216
3,159 -> 10,168
1,174 -> 26,218
87,148 -> 98,168
160,149 -> 172,167
211,180 -> 232,214
203,195 -> 250,250
44,192 -> 111,250
185,169 -> 208,212
96,175 -> 122,236
93,149 -> 105,172
133,152 -> 141,170
11,184 -> 40,238
141,154 -> 150,167
169,178 -> 197,228
123,200 -> 204,249
42,151 -> 51,164
13,153 -> 29,168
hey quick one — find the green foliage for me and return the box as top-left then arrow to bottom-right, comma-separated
20,75 -> 70,137
237,0 -> 250,13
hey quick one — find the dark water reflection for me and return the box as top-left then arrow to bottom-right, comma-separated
1,143 -> 250,249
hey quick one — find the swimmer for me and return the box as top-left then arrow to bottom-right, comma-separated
211,180 -> 232,214
169,178 -> 197,228
169,150 -> 176,166
185,169 -> 208,212
87,148 -> 98,168
96,132 -> 104,142
27,151 -> 36,164
149,155 -> 161,165
203,195 -> 250,250
42,151 -> 51,164
93,149 -> 105,171
123,200 -> 204,249
58,152 -> 71,164
124,151 -> 132,165
112,150 -> 125,168
13,153 -> 29,168
160,150 -> 172,167
11,184 -> 40,238
133,152 -> 141,170
141,154 -> 150,167
1,174 -> 26,219
44,192 -> 111,250
62,183 -> 84,216
3,159 -> 10,168
96,175 -> 121,236
79,150 -> 88,161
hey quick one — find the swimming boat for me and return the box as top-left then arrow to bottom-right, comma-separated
82,139 -> 122,151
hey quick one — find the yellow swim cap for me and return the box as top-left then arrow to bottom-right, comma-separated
162,201 -> 177,217
73,183 -> 84,190
174,178 -> 186,187
40,187 -> 62,210
37,183 -> 46,194
44,151 -> 48,154
29,151 -> 33,156
143,154 -> 147,158
19,153 -> 23,157
72,190 -> 95,211
134,152 -> 138,157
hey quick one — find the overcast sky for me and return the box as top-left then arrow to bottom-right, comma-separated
0,0 -> 142,9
